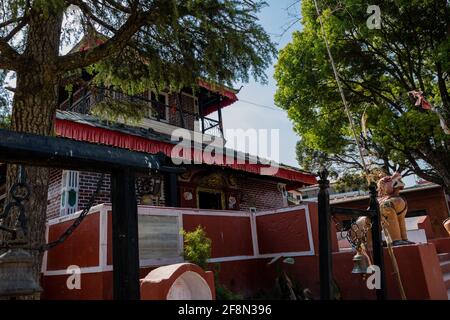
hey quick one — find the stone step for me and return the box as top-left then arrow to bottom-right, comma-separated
438,253 -> 450,262
441,261 -> 450,274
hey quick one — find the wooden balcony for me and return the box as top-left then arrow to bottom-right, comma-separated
63,87 -> 224,138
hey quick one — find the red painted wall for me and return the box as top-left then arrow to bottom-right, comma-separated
257,209 -> 311,253
332,243 -> 447,300
183,214 -> 254,257
41,204 -> 448,300
46,213 -> 100,270
42,272 -> 113,300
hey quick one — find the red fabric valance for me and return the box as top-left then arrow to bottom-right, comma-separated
55,119 -> 316,186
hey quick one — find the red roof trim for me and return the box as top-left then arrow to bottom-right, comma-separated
55,119 -> 317,185
197,79 -> 239,116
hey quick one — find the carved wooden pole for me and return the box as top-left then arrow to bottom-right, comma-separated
318,168 -> 332,300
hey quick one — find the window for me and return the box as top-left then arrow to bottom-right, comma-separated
146,92 -> 169,121
198,190 -> 224,210
60,170 -> 79,216
198,192 -> 221,209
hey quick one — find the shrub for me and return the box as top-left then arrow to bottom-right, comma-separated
181,226 -> 242,300
181,226 -> 211,270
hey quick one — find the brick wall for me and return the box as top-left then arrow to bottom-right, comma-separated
46,170 -> 167,220
237,176 -> 286,211
78,171 -> 111,209
47,169 -> 62,220
46,170 -> 287,220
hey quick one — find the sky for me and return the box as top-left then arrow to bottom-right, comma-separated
219,1 -> 419,187
220,0 -> 302,168
2,0 -> 418,185
4,1 -> 301,168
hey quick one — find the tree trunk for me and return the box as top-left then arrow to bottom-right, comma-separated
2,7 -> 63,299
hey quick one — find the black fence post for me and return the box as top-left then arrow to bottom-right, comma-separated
318,169 -> 333,300
111,167 -> 141,300
217,94 -> 224,137
165,172 -> 179,207
369,184 -> 387,300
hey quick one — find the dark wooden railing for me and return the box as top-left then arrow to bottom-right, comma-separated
64,87 -> 224,138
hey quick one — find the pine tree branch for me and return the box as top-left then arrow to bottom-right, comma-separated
103,0 -> 132,13
69,0 -> 118,34
57,9 -> 152,72
0,38 -> 21,70
2,17 -> 27,42
0,16 -> 22,29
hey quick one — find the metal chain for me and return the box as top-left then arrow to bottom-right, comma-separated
37,173 -> 105,252
0,173 -> 105,252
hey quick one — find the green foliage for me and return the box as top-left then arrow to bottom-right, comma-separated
181,226 -> 243,300
181,226 -> 212,270
215,283 -> 244,300
71,0 -> 276,96
212,263 -> 243,300
90,97 -> 148,125
275,0 -> 450,187
1,0 -> 276,111
334,172 -> 369,193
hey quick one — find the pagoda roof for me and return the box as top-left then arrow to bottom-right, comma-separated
55,111 -> 317,187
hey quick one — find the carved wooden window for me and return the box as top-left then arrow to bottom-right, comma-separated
60,170 -> 79,216
145,91 -> 169,121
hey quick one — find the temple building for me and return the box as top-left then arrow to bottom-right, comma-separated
1,37 -> 449,301
42,80 -> 316,219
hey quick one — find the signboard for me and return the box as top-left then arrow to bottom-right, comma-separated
138,215 -> 181,260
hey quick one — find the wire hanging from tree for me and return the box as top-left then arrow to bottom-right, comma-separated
312,0 -> 407,300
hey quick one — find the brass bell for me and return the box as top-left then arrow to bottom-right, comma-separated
351,251 -> 369,274
0,248 -> 42,297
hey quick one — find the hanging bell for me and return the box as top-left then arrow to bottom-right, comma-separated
0,248 -> 42,297
351,251 -> 369,274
